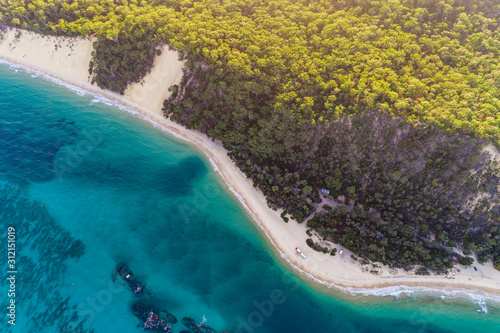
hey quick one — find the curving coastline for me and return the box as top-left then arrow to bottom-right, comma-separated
1,27 -> 500,300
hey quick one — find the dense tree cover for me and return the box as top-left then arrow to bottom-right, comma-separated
2,0 -> 500,271
90,33 -> 160,94
2,0 -> 500,142
232,111 -> 500,271
310,205 -> 458,272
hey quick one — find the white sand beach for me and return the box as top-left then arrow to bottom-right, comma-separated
1,27 -> 499,297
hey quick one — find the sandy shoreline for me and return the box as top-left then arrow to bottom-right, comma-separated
1,27 -> 499,299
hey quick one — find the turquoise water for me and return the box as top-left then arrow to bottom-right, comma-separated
0,61 -> 499,333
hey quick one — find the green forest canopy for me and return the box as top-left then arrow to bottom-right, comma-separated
2,0 -> 500,143
1,0 -> 499,271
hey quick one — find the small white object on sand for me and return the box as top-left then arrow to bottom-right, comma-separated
296,247 -> 306,259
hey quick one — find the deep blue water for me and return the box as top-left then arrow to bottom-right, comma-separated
0,61 -> 499,333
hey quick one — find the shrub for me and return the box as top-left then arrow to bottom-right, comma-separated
416,267 -> 430,275
306,238 -> 329,253
458,257 -> 474,266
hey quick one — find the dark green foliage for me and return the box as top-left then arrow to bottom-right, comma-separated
90,34 -> 159,94
223,111 -> 499,271
315,206 -> 458,271
458,257 -> 474,266
416,267 -> 430,276
280,211 -> 289,223
306,238 -> 329,254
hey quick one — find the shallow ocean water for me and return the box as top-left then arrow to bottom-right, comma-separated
0,61 -> 499,333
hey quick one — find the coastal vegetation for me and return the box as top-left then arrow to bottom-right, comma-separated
89,33 -> 160,94
236,111 -> 500,272
2,0 -> 499,272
